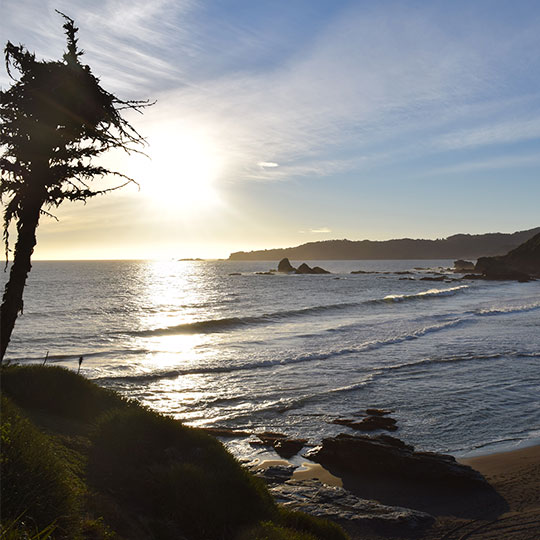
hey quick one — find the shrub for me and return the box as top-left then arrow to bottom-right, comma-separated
1,365 -> 128,424
87,407 -> 275,539
0,397 -> 80,538
278,509 -> 348,540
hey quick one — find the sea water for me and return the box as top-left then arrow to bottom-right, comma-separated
2,259 -> 539,458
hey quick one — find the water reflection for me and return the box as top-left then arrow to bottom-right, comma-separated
128,260 -> 221,410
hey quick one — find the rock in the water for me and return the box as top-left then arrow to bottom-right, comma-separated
252,432 -> 307,458
295,263 -> 330,274
420,275 -> 446,281
365,408 -> 393,416
295,262 -> 313,274
277,258 -> 296,273
270,479 -> 433,531
453,259 -> 475,272
332,416 -> 398,432
306,434 -> 487,489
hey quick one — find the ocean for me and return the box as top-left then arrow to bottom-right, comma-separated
2,259 -> 539,460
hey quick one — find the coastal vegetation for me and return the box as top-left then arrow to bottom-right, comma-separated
0,364 -> 347,540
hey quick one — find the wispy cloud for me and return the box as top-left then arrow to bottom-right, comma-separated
3,1 -> 540,185
129,2 -> 540,184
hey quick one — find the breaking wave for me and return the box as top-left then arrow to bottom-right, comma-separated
127,287 -> 470,337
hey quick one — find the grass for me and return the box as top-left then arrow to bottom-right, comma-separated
1,365 -> 348,540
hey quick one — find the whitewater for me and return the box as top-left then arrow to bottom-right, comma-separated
2,259 -> 539,459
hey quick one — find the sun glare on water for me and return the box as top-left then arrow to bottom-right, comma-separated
139,128 -> 223,214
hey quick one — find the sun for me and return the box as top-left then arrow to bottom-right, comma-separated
137,126 -> 223,213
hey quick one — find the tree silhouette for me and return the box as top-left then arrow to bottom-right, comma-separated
0,12 -> 151,362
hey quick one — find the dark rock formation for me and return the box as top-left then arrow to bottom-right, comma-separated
251,431 -> 307,459
311,266 -> 331,274
332,416 -> 398,432
304,434 -> 507,518
270,480 -> 433,533
365,408 -> 393,416
277,258 -> 295,272
294,263 -> 330,274
453,259 -> 475,272
252,465 -> 296,484
420,275 -> 447,281
306,434 -> 486,487
475,232 -> 540,280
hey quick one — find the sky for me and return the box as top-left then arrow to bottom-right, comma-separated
1,0 -> 540,260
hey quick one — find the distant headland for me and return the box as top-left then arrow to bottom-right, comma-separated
229,227 -> 540,261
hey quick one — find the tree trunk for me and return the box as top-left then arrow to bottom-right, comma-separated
0,195 -> 43,363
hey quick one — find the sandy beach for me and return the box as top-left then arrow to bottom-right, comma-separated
349,444 -> 540,539
446,445 -> 540,539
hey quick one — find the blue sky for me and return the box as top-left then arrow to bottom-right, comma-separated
2,0 -> 540,259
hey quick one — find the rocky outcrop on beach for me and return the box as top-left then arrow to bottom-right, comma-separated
474,231 -> 540,280
306,433 -> 487,489
276,258 -> 330,274
303,433 -> 510,519
271,480 -> 433,532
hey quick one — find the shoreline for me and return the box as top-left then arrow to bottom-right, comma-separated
452,436 -> 540,459
252,442 -> 540,539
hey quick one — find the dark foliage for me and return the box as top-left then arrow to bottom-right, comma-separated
1,364 -> 129,422
0,396 -> 80,537
1,366 -> 348,540
0,12 -> 150,361
87,406 -> 275,539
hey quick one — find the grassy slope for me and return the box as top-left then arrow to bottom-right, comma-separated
1,365 -> 347,540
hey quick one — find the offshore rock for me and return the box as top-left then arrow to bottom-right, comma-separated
332,416 -> 398,432
365,408 -> 393,416
296,263 -> 313,274
453,259 -> 476,272
420,275 -> 447,281
295,263 -> 330,274
277,258 -> 296,273
271,479 -> 433,531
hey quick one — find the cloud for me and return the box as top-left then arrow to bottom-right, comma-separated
3,1 -> 540,186
134,2 -> 540,186
258,162 -> 279,168
310,228 -> 331,234
435,117 -> 540,151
